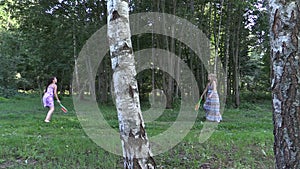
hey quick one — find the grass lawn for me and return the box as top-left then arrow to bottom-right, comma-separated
0,95 -> 274,168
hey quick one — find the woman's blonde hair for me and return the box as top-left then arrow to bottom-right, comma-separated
208,73 -> 217,82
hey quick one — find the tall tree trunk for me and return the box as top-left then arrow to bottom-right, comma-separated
213,0 -> 224,74
197,1 -> 207,93
188,0 -> 194,98
161,1 -> 174,109
224,0 -> 230,104
207,1 -> 212,43
230,22 -> 236,104
151,0 -> 159,101
72,0 -> 82,99
269,1 -> 300,168
73,17 -> 80,95
151,30 -> 155,103
97,57 -> 109,103
107,1 -> 156,168
233,11 -> 241,107
86,53 -> 96,100
176,43 -> 182,97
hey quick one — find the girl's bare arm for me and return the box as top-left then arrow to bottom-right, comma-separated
53,85 -> 60,102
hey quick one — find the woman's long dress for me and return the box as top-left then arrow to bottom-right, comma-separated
203,84 -> 222,122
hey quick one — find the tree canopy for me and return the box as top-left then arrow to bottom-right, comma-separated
0,0 -> 269,106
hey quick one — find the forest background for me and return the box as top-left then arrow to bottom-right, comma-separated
0,0 -> 277,168
0,0 -> 270,106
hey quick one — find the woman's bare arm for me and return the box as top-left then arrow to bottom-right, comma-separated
200,83 -> 210,99
212,81 -> 217,91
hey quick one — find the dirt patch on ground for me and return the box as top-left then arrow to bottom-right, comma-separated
0,158 -> 38,168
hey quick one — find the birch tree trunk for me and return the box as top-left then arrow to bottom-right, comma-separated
269,1 -> 300,168
73,11 -> 80,97
107,1 -> 156,168
213,0 -> 224,74
86,53 -> 96,100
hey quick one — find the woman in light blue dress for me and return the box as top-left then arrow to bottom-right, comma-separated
202,74 -> 222,122
42,77 -> 60,122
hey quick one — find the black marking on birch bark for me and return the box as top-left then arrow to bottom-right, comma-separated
133,158 -> 142,169
282,42 -> 287,54
139,123 -> 146,138
285,54 -> 297,109
272,9 -> 280,38
111,51 -> 118,58
129,129 -> 134,138
279,0 -> 286,5
122,42 -> 133,54
146,153 -> 156,168
291,27 -> 298,48
290,10 -> 295,21
137,113 -> 146,138
124,157 -> 131,169
111,10 -> 120,21
129,85 -> 134,98
115,62 -> 119,69
276,51 -> 280,62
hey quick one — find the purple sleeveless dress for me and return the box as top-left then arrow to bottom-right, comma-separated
42,85 -> 54,107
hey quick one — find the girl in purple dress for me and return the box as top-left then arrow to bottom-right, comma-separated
42,77 -> 60,122
201,74 -> 222,122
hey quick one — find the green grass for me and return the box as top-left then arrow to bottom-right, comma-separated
0,96 -> 274,168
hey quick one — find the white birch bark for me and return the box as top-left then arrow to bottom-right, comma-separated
107,1 -> 156,168
213,0 -> 224,74
269,1 -> 300,168
73,15 -> 80,96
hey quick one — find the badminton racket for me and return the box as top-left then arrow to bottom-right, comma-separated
59,102 -> 68,113
194,98 -> 202,111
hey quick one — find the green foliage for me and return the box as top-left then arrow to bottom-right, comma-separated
0,96 -> 9,102
0,0 -> 269,106
0,0 -> 19,30
240,91 -> 271,103
240,52 -> 270,92
0,30 -> 20,97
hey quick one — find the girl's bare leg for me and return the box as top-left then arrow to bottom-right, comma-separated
45,107 -> 54,122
